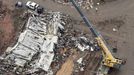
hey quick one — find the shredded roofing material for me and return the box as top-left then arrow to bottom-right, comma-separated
5,12 -> 65,72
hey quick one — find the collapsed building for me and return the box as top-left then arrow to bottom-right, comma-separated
5,12 -> 65,73
0,10 -> 102,75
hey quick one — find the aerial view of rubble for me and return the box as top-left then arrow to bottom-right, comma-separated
0,0 -> 134,75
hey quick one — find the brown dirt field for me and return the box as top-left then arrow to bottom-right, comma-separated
56,57 -> 74,75
0,0 -> 27,54
0,7 -> 14,54
2,0 -> 14,10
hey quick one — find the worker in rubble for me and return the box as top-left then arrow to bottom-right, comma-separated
95,8 -> 98,13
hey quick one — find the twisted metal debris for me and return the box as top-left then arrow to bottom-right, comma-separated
0,10 -> 100,75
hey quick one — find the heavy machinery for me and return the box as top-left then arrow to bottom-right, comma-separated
70,0 -> 123,74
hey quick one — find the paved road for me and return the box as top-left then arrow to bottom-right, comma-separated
7,0 -> 134,75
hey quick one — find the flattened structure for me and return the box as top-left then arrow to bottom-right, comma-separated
5,12 -> 65,71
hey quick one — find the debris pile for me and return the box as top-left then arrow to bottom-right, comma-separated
0,10 -> 101,75
0,12 -> 66,75
51,14 -> 102,75
53,0 -> 104,10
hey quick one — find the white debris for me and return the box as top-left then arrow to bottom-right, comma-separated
77,43 -> 84,51
90,47 -> 94,51
5,12 -> 65,72
95,8 -> 98,12
26,17 -> 47,35
80,67 -> 84,71
46,69 -> 54,75
97,2 -> 100,5
77,58 -> 83,64
54,0 -> 101,10
6,47 -> 12,53
113,28 -> 117,32
36,52 -> 54,71
0,56 -> 4,60
76,43 -> 89,51
71,37 -> 76,41
14,58 -> 27,67
79,36 -> 88,41
75,36 -> 90,51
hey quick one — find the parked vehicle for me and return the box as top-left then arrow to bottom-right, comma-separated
26,1 -> 39,10
26,1 -> 44,14
15,1 -> 23,7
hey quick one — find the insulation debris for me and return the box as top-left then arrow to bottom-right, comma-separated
53,0 -> 103,10
77,57 -> 83,64
3,12 -> 66,74
0,10 -> 101,75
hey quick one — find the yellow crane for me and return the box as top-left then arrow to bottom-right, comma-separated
70,0 -> 124,74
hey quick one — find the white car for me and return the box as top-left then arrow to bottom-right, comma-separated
26,1 -> 39,10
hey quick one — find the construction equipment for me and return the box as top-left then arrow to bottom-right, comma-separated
70,0 -> 123,74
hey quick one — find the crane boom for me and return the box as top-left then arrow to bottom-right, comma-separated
70,0 -> 123,72
70,0 -> 98,37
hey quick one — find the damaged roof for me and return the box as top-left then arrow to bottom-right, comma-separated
5,12 -> 65,71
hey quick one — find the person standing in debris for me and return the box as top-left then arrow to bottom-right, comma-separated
95,8 -> 98,13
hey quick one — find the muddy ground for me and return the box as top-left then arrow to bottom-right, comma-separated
1,0 -> 134,75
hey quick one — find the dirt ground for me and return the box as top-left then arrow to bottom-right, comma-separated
0,1 -> 14,54
2,0 -> 134,75
56,57 -> 74,75
0,0 -> 27,55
